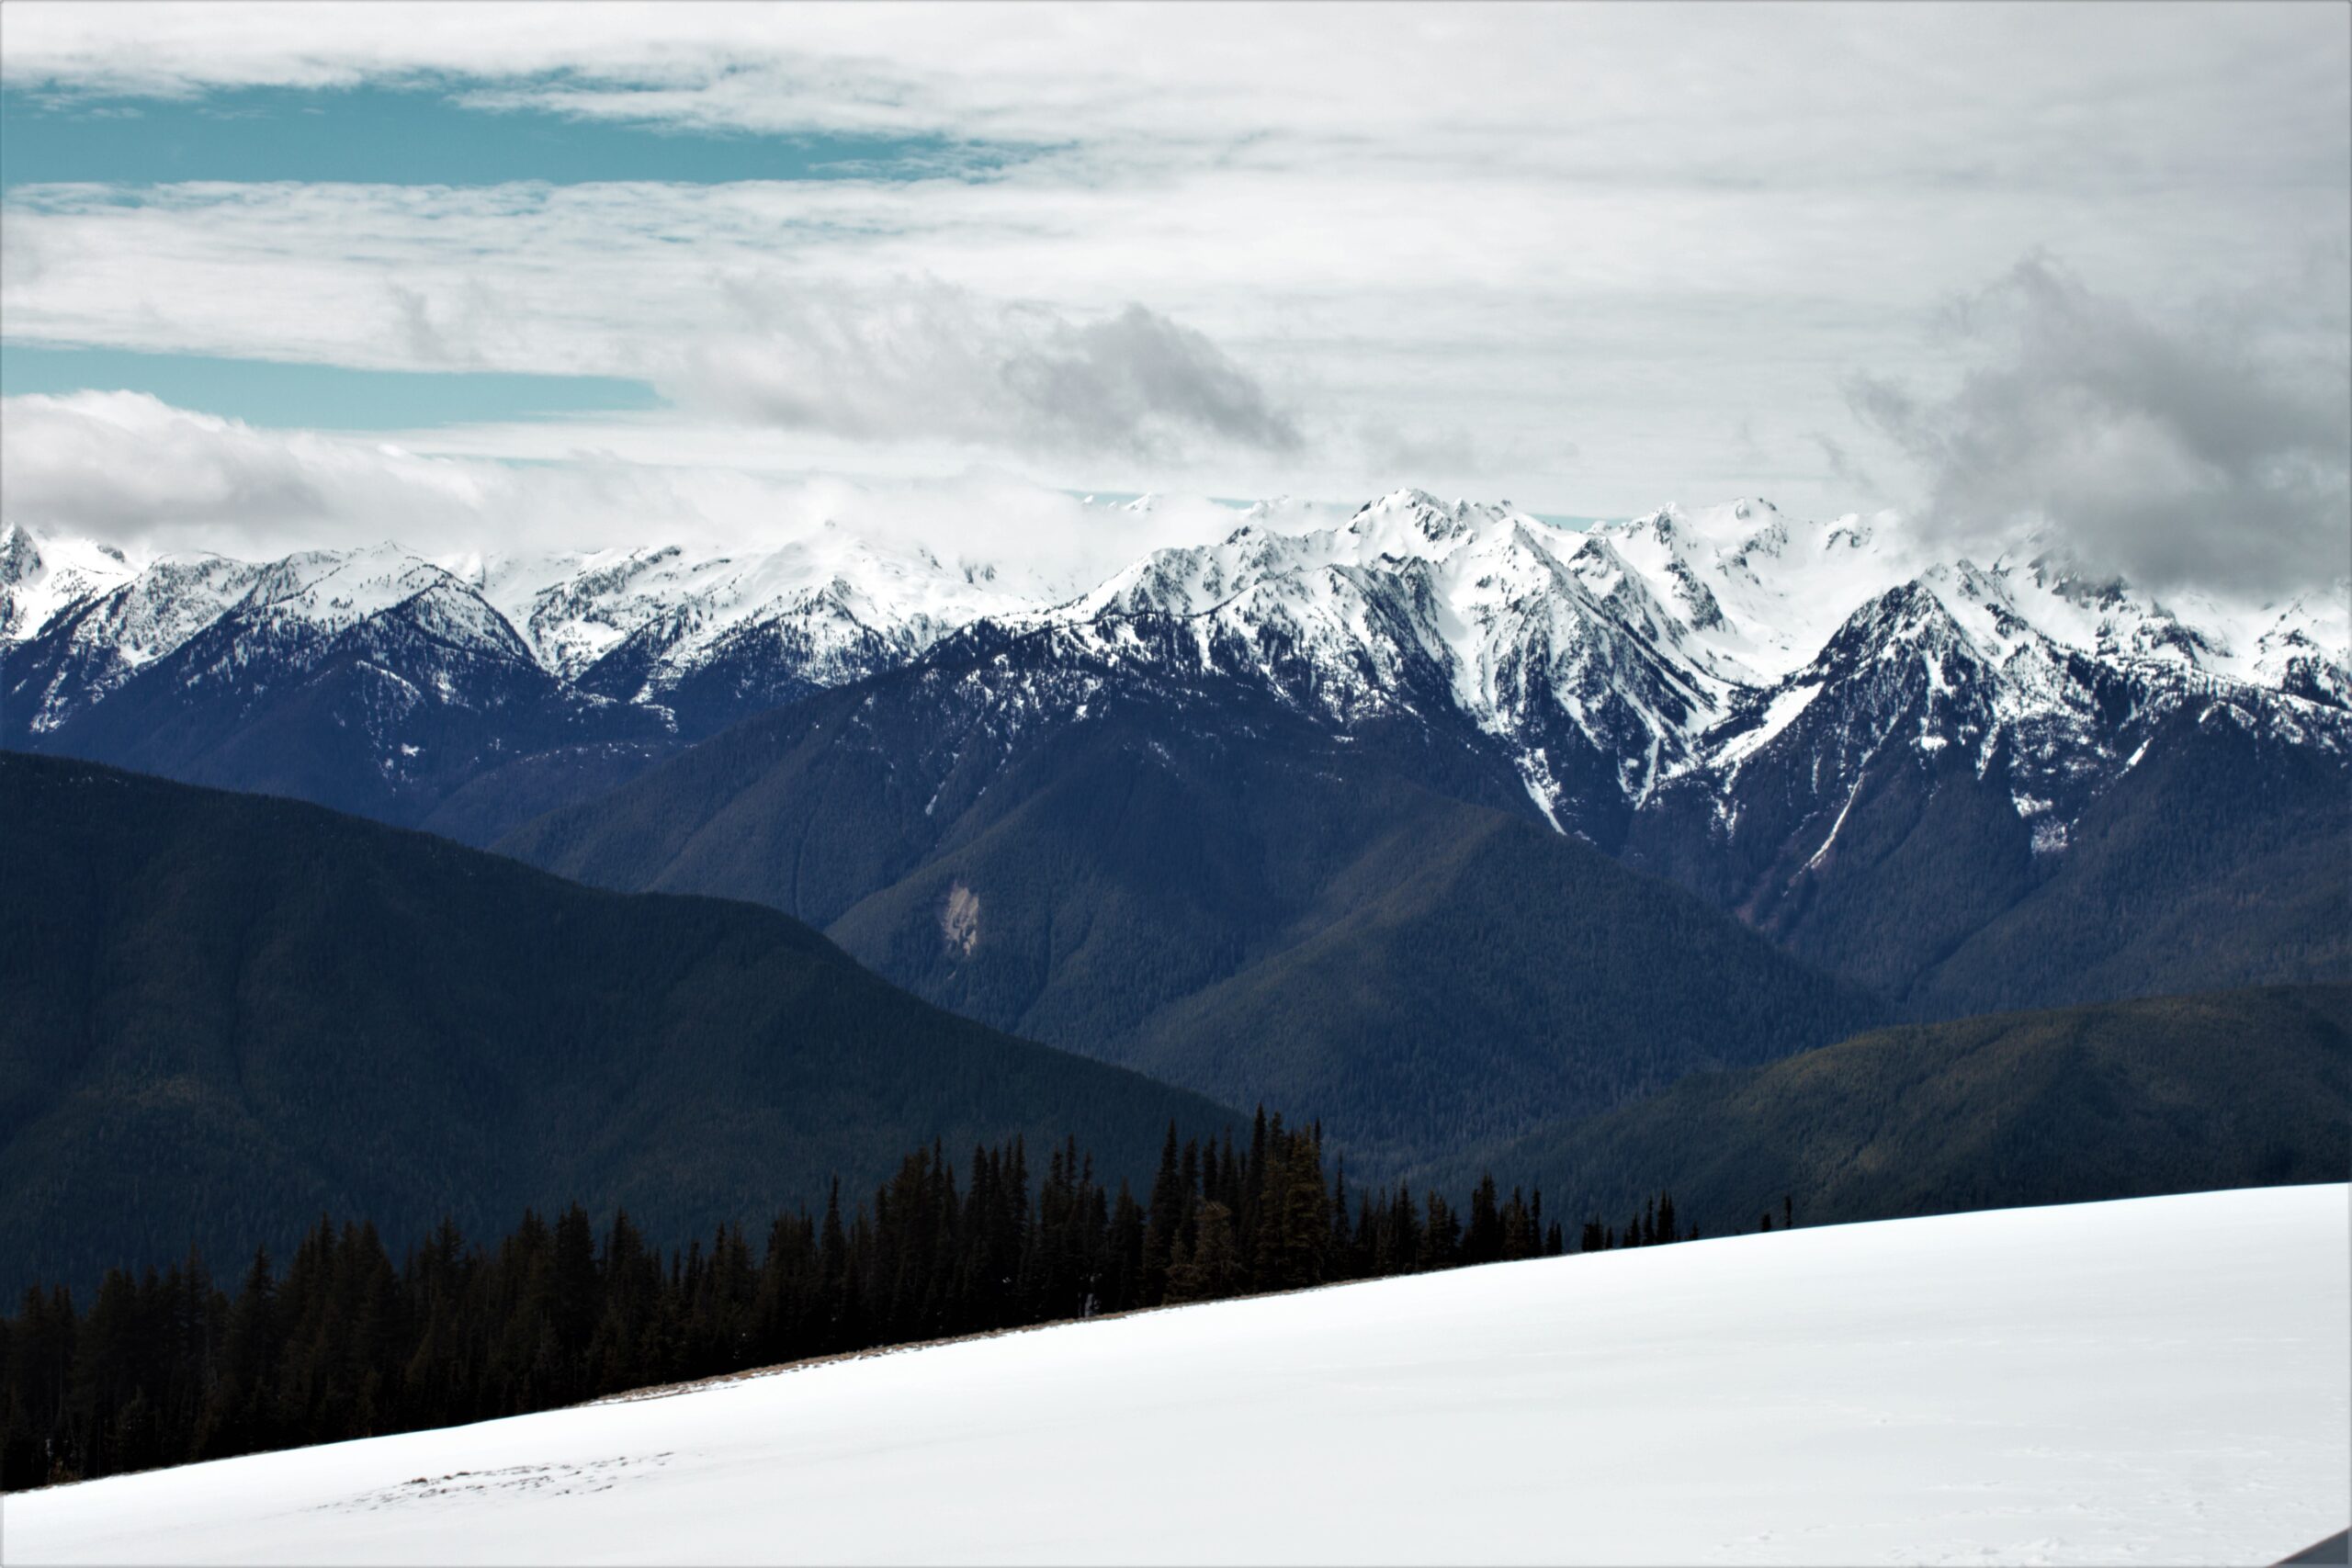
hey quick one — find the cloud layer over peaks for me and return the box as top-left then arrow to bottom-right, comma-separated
0,389 -> 1265,580
1849,258 -> 2351,597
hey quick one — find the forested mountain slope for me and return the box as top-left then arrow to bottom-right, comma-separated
500,627 -> 1879,1175
1453,985 -> 2352,1238
0,753 -> 1235,1296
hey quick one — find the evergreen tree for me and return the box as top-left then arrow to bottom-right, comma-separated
1466,1175 -> 1502,1265
1139,1124 -> 1185,1305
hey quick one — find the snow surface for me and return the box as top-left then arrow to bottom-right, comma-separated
9,1185 -> 2346,1566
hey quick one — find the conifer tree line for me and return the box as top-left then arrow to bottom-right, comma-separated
1,1110 -> 1702,1492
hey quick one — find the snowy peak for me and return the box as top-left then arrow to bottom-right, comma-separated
1049,495 -> 1744,832
0,523 -> 137,642
484,529 -> 1040,700
2248,588 -> 2352,707
0,524 -> 37,591
1996,553 -> 2227,672
1342,489 -> 1549,563
1588,501 -> 1921,686
1677,554 -> 2352,881
5,550 -> 272,733
1707,578 -> 2007,781
1811,579 -> 1982,670
234,545 -> 482,637
1080,525 -> 1304,622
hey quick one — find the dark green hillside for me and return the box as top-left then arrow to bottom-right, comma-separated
0,753 -> 1236,1298
1453,985 -> 2351,1237
502,642 -> 1879,1179
1103,795 -> 1877,1174
1901,716 -> 2350,1018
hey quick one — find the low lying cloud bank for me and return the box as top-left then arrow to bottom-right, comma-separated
0,389 -> 1261,583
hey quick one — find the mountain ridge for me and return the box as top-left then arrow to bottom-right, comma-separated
1442,984 -> 2352,1241
0,750 -> 1238,1298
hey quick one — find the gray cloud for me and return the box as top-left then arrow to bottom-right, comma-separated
673,286 -> 1298,462
1,393 -> 332,537
389,284 -> 454,365
1000,305 -> 1300,457
1808,432 -> 1880,502
1849,256 -> 2350,595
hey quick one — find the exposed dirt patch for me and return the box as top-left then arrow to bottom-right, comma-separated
940,882 -> 980,956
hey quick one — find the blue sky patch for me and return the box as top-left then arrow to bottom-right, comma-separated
1,344 -> 667,429
0,81 -> 1032,189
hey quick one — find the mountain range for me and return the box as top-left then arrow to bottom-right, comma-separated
10,492 -> 2343,852
6,491 -> 2346,1168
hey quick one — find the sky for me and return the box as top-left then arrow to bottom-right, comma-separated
1,2 -> 2346,594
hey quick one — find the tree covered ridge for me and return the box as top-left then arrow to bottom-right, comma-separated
0,750 -> 1236,1300
1447,982 -> 2352,1240
1,1110 -> 1702,1493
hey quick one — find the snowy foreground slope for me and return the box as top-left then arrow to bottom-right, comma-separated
10,1186 -> 2346,1567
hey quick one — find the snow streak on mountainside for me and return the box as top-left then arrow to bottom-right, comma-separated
12,1185 -> 2347,1566
5,492 -> 2346,856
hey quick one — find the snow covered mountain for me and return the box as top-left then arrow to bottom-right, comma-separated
458,525 -> 1058,738
0,524 -> 140,644
1,523 -> 1039,745
0,521 -> 1069,839
967,491 -> 2347,847
1046,492 -> 1739,841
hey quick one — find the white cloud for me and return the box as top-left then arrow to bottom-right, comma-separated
0,390 -> 1261,581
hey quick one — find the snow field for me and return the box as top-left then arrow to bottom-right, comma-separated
8,1183 -> 2346,1565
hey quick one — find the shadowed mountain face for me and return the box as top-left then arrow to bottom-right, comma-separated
1,550 -> 679,842
1446,985 -> 2352,1239
0,752 -> 1238,1297
500,623 -> 1881,1177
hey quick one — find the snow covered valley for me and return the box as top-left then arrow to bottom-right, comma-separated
8,1184 -> 2346,1566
